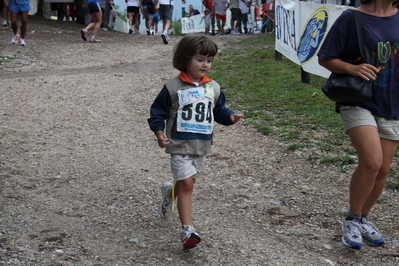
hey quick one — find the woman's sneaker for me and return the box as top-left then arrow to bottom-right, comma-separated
360,218 -> 385,246
159,182 -> 173,218
181,225 -> 201,249
11,34 -> 19,44
19,38 -> 26,46
89,37 -> 101,43
81,29 -> 87,41
342,219 -> 363,249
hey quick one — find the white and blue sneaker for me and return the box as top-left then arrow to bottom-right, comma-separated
342,219 -> 363,249
360,218 -> 385,246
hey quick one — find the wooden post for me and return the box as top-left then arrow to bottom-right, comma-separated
301,67 -> 310,84
275,50 -> 282,61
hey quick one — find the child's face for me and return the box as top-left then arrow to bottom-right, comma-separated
185,53 -> 214,83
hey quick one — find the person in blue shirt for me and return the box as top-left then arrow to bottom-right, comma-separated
8,0 -> 30,46
318,0 -> 399,249
80,0 -> 102,43
148,34 -> 243,249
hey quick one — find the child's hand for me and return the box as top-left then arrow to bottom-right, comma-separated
230,113 -> 244,126
155,131 -> 170,148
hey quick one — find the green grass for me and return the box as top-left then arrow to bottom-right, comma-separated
210,34 -> 346,147
209,34 -> 353,166
387,167 -> 399,190
0,55 -> 16,63
172,20 -> 183,36
209,34 -> 399,190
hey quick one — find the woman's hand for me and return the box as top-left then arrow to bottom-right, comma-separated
349,63 -> 378,81
319,58 -> 378,81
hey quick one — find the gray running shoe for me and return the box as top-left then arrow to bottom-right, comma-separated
161,33 -> 170,44
360,218 -> 384,246
341,219 -> 363,249
89,37 -> 101,43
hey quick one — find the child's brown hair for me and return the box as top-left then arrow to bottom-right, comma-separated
173,34 -> 218,71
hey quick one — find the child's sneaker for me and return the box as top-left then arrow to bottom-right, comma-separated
81,29 -> 87,41
341,219 -> 363,249
360,218 -> 385,246
19,38 -> 26,46
159,182 -> 173,218
2,20 -> 7,26
89,36 -> 101,43
181,225 -> 201,249
11,34 -> 19,44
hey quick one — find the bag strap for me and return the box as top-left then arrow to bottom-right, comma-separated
350,9 -> 373,64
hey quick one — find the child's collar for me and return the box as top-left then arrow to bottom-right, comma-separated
179,71 -> 212,85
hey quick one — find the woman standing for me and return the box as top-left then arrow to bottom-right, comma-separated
8,0 -> 30,46
126,0 -> 143,34
81,0 -> 102,43
318,0 -> 399,249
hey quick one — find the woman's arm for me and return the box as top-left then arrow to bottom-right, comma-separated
318,58 -> 378,81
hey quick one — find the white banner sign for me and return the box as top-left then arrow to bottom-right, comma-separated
275,0 -> 351,78
181,7 -> 256,34
182,14 -> 207,34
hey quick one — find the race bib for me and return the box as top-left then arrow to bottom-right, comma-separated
176,87 -> 214,134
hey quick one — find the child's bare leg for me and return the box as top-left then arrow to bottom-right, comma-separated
174,177 -> 195,227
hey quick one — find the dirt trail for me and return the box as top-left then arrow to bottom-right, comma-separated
1,16 -> 399,265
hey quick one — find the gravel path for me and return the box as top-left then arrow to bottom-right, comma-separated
1,16 -> 399,265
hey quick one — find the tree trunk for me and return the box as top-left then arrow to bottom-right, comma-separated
36,0 -> 44,17
275,51 -> 283,61
75,0 -> 86,25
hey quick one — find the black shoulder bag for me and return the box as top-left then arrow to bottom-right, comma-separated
147,1 -> 156,14
321,9 -> 373,102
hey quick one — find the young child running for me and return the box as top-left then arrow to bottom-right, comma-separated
148,34 -> 244,249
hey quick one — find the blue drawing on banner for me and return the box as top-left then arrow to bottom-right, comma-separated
275,6 -> 297,51
296,8 -> 329,64
178,88 -> 205,106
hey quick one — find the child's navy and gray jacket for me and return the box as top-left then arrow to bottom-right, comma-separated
148,72 -> 235,156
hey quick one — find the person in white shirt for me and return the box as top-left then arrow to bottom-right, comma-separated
238,0 -> 251,34
126,0 -> 143,34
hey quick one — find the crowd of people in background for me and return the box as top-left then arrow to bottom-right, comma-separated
1,0 -> 277,46
76,0 -> 276,44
